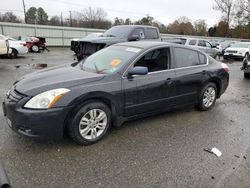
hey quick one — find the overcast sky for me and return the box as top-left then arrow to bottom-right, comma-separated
2,0 -> 222,27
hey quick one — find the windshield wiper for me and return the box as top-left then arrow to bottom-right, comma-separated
104,34 -> 116,37
94,63 -> 107,74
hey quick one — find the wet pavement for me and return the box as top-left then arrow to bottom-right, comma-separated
0,49 -> 250,188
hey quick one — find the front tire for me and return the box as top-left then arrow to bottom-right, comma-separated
9,49 -> 18,59
197,83 -> 217,111
69,101 -> 111,145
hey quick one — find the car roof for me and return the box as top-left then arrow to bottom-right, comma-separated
113,41 -> 208,56
112,25 -> 158,29
114,41 -> 174,49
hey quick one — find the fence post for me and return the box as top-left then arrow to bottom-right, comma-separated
62,29 -> 64,47
0,25 -> 4,35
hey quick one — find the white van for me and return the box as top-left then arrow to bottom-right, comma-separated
0,35 -> 11,56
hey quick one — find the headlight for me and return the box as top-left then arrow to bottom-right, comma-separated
238,50 -> 246,54
24,88 -> 70,109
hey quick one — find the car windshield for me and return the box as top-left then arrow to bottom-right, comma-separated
102,26 -> 133,38
231,42 -> 250,48
220,42 -> 231,48
80,45 -> 141,74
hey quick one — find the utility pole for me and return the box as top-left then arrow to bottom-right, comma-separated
61,12 -> 63,26
22,0 -> 27,23
69,11 -> 72,27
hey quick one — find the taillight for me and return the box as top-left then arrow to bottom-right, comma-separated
221,62 -> 229,72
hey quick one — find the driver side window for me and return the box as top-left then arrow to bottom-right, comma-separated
205,41 -> 212,48
134,48 -> 170,72
132,28 -> 145,39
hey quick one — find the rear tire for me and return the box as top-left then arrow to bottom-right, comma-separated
31,45 -> 39,53
197,83 -> 217,111
68,101 -> 111,145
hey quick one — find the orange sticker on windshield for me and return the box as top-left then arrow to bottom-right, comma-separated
110,59 -> 121,67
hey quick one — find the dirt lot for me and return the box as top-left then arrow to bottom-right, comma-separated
0,48 -> 250,188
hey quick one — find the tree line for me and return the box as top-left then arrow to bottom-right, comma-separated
0,0 -> 250,38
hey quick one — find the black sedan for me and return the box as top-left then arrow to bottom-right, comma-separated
2,42 -> 229,145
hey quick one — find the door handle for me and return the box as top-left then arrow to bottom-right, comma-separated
202,70 -> 207,75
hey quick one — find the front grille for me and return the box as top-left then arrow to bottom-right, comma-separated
226,50 -> 237,53
7,89 -> 26,103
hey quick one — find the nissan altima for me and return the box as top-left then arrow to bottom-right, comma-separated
2,42 -> 229,145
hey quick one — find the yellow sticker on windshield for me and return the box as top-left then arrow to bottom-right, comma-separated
110,59 -> 121,67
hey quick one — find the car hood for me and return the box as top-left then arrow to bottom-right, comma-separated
15,64 -> 104,96
78,36 -> 127,44
226,47 -> 248,52
8,40 -> 26,46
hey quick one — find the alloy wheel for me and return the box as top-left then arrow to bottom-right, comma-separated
203,87 -> 216,108
79,109 -> 107,140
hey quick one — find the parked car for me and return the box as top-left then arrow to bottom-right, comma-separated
7,37 -> 28,58
241,55 -> 250,78
72,25 -> 161,61
0,35 -> 11,56
163,37 -> 220,59
23,37 -> 49,52
2,42 -> 229,145
216,41 -> 235,56
223,42 -> 250,60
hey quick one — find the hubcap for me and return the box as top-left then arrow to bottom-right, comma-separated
79,109 -> 107,140
32,46 -> 39,52
203,87 -> 216,108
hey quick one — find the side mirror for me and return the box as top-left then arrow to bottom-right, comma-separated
128,35 -> 140,41
127,66 -> 148,77
212,45 -> 217,48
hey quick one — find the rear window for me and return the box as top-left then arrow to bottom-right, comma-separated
145,28 -> 159,39
173,48 -> 200,68
199,53 -> 207,64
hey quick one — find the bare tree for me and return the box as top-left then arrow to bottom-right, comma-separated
194,20 -> 208,36
81,7 -> 108,28
213,0 -> 234,36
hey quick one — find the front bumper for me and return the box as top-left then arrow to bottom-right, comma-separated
2,95 -> 73,140
224,53 -> 244,59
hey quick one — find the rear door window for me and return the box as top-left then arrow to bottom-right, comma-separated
189,40 -> 197,46
198,40 -> 206,47
173,47 -> 200,68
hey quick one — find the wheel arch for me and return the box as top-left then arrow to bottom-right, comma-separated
63,93 -> 120,134
205,78 -> 221,98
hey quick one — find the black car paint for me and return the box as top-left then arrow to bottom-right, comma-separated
3,42 -> 229,140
